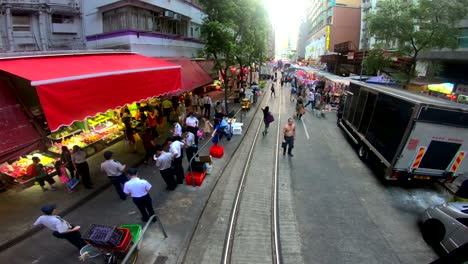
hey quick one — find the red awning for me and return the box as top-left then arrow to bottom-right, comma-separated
160,57 -> 213,91
0,53 -> 182,131
0,79 -> 43,163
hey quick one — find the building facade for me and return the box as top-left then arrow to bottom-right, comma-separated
304,0 -> 361,60
0,0 -> 85,52
83,0 -> 205,58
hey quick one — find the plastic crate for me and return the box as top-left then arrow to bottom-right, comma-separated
82,224 -> 124,247
185,171 -> 206,186
120,224 -> 142,243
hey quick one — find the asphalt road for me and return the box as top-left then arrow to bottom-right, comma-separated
277,84 -> 451,264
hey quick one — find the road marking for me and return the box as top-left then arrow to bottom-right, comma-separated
301,117 -> 310,140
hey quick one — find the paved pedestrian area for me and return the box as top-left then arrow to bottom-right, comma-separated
0,85 -> 269,263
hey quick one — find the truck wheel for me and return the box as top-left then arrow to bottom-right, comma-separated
358,145 -> 369,161
422,219 -> 445,245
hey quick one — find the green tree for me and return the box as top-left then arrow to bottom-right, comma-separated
366,0 -> 468,85
200,0 -> 269,112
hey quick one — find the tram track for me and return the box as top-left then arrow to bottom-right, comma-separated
221,86 -> 282,264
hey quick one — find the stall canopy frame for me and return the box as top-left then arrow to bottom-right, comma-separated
0,53 -> 182,131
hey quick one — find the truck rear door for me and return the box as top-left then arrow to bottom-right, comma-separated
394,121 -> 467,179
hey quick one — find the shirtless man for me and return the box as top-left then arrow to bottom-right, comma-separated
282,118 -> 296,156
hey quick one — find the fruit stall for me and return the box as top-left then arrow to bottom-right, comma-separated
0,152 -> 57,188
47,111 -> 124,156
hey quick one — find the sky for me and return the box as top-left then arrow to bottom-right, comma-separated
263,0 -> 307,59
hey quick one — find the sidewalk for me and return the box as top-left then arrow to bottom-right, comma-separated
0,88 -> 238,253
0,82 -> 269,263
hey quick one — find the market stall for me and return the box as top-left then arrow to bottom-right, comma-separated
0,152 -> 57,189
0,53 -> 183,190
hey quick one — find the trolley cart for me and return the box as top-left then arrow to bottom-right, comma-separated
79,216 -> 167,264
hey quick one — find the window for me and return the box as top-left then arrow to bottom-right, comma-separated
458,28 -> 468,48
12,15 -> 31,31
52,14 -> 74,24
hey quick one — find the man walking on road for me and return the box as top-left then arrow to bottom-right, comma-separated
203,94 -> 212,118
123,168 -> 156,222
34,204 -> 86,250
304,89 -> 315,111
271,83 -> 276,98
101,151 -> 128,200
154,145 -> 177,190
282,118 -> 296,156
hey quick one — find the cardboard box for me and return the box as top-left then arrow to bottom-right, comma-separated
199,155 -> 212,164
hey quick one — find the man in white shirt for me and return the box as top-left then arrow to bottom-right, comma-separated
154,145 -> 177,190
166,136 -> 185,184
304,89 -> 316,111
123,168 -> 156,222
172,122 -> 182,138
101,151 -> 128,200
34,204 -> 86,250
185,112 -> 199,145
182,128 -> 197,164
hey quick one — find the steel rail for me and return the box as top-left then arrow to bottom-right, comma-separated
221,81 -> 281,264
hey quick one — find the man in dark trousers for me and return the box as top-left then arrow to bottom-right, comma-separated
34,204 -> 86,250
123,168 -> 156,222
100,151 -> 128,200
154,145 -> 177,190
166,136 -> 185,184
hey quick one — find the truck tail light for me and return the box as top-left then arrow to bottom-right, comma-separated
391,171 -> 399,179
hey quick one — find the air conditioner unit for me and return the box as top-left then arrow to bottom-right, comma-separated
164,11 -> 174,17
174,14 -> 182,20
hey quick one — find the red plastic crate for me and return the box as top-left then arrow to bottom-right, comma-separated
185,171 -> 206,186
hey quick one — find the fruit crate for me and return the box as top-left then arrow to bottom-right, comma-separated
82,224 -> 124,247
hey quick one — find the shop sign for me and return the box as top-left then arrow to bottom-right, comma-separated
456,83 -> 468,96
326,25 -> 330,51
427,83 -> 454,94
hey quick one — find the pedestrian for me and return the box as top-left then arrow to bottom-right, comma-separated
271,83 -> 276,98
290,86 -> 297,101
295,96 -> 305,120
122,110 -> 137,153
203,94 -> 212,118
71,145 -> 93,189
182,128 -> 197,164
100,151 -> 128,200
192,94 -> 199,113
185,112 -> 199,145
304,89 -> 316,111
60,146 -> 75,179
141,128 -> 156,164
198,94 -> 205,114
262,106 -> 274,135
55,160 -> 76,193
147,107 -> 159,138
166,136 -> 185,184
154,145 -> 177,190
177,101 -> 186,124
34,204 -> 86,250
202,117 -> 213,140
162,98 -> 173,122
282,118 -> 296,156
123,168 -> 156,222
212,117 -> 231,141
172,121 -> 183,139
27,156 -> 57,191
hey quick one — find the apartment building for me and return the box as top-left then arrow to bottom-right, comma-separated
0,0 -> 85,52
304,0 -> 361,60
83,0 -> 205,57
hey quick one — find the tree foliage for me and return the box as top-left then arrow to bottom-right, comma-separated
200,0 -> 270,111
366,0 -> 468,84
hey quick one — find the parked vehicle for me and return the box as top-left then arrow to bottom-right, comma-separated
337,81 -> 468,181
420,202 -> 468,254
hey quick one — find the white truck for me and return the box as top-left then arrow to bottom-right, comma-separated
337,81 -> 468,182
